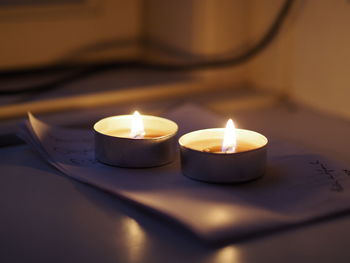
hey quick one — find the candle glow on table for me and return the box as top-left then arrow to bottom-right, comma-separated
179,119 -> 268,183
94,111 -> 178,168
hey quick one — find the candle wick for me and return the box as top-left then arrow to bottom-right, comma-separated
222,145 -> 236,153
132,133 -> 145,139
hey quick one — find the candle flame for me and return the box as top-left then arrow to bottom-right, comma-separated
222,119 -> 236,153
130,111 -> 146,139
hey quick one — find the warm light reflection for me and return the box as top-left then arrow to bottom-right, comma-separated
211,246 -> 241,262
207,207 -> 235,226
121,218 -> 146,263
222,119 -> 236,153
130,111 -> 146,139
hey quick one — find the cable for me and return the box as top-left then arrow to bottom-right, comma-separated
0,61 -> 139,95
0,0 -> 294,96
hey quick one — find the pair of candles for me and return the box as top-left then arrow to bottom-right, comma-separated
94,111 -> 268,183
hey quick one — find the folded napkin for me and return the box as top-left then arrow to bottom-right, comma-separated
18,104 -> 350,243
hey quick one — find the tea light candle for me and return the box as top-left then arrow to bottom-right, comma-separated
179,119 -> 268,183
94,111 -> 178,168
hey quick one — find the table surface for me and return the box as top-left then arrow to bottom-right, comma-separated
1,71 -> 350,263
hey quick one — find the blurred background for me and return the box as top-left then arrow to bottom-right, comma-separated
3,2 -> 350,262
0,0 -> 349,155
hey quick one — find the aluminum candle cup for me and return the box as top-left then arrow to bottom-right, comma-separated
94,114 -> 178,168
179,128 -> 268,183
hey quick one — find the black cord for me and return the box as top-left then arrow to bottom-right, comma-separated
0,61 -> 139,95
0,0 -> 294,96
141,0 -> 294,71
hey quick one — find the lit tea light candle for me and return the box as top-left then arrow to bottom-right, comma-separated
179,119 -> 268,183
94,111 -> 178,168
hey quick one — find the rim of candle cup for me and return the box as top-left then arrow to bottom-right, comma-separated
94,114 -> 178,140
178,128 -> 268,155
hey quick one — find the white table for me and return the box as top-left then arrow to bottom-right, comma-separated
1,71 -> 350,262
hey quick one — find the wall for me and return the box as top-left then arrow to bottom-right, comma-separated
146,0 -> 350,119
2,0 -> 350,119
143,0 -> 250,85
0,0 -> 141,69
247,0 -> 296,94
249,0 -> 350,119
292,0 -> 350,119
